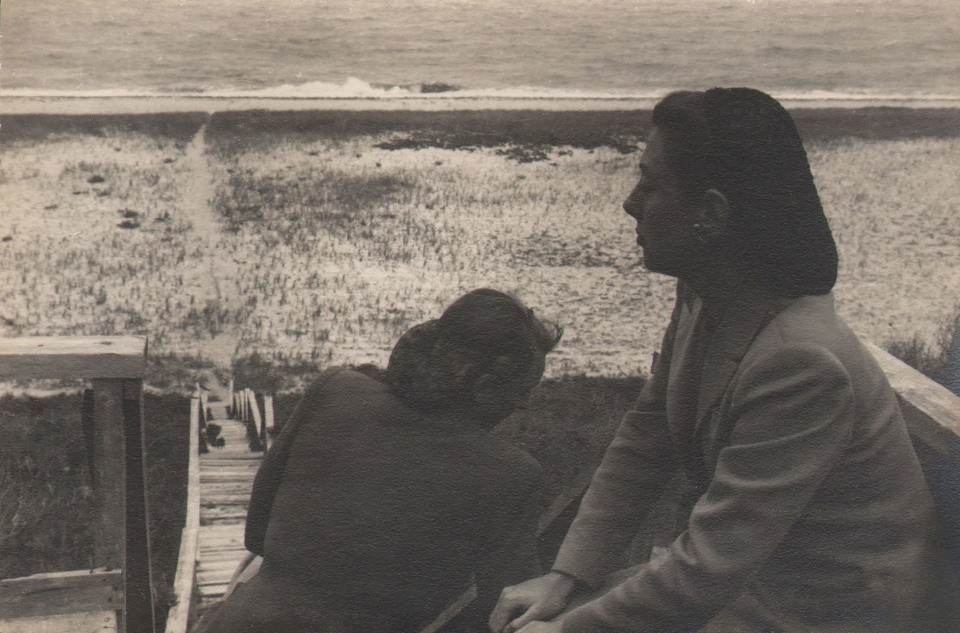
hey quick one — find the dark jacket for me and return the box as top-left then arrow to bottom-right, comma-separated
554,284 -> 943,632
206,367 -> 544,633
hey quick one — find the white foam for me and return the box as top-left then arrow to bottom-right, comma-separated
2,78 -> 959,104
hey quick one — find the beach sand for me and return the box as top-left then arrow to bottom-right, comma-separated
1,98 -> 957,380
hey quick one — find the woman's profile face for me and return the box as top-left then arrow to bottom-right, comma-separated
622,129 -> 699,279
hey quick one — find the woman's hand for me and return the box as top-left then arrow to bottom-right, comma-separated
488,572 -> 577,633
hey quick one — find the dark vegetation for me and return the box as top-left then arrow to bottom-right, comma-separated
4,107 -> 958,152
232,352 -> 323,395
218,167 -> 415,233
0,112 -> 208,144
145,353 -> 220,392
0,391 -> 191,631
202,107 -> 960,159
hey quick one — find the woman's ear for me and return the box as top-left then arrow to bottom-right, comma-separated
697,188 -> 730,240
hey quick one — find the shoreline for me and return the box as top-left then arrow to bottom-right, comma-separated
4,95 -> 960,116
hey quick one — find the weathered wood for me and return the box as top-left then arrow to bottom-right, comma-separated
91,379 -> 125,572
82,389 -> 96,488
0,337 -> 153,632
264,395 -> 275,432
0,569 -> 121,620
241,390 -> 250,423
864,341 -> 960,579
194,412 -> 263,620
164,398 -> 202,633
120,378 -> 156,633
199,392 -> 209,427
0,609 -> 118,633
864,341 -> 960,437
418,581 -> 478,633
0,336 -> 146,380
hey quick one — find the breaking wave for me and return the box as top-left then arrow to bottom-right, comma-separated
3,77 -> 959,104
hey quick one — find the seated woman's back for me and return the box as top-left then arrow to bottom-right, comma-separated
261,367 -> 544,630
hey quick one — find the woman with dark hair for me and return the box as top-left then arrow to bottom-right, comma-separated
491,89 -> 946,632
196,289 -> 561,633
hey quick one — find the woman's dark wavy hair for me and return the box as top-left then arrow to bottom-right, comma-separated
385,289 -> 562,416
652,88 -> 838,297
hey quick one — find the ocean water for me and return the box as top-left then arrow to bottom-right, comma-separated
1,0 -> 958,100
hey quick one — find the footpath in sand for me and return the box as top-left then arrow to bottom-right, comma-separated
176,120 -> 244,394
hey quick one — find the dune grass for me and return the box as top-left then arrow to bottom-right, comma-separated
2,108 -> 958,382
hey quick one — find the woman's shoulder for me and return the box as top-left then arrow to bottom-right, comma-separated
302,366 -> 389,398
752,294 -> 852,352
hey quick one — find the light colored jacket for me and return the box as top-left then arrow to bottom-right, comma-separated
554,284 -> 942,632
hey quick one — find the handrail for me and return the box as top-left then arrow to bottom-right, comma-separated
164,397 -> 202,633
0,335 -> 155,633
0,335 -> 147,380
174,343 -> 960,631
863,341 -> 960,437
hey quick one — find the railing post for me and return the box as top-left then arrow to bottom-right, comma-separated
264,395 -> 275,434
165,398 -> 202,633
0,336 -> 152,631
248,390 -> 266,452
91,379 -> 125,573
121,378 -> 156,633
90,377 -> 155,633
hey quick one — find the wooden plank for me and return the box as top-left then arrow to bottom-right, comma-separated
418,581 -> 478,633
164,398 -> 202,633
865,341 -> 960,437
198,540 -> 245,551
199,479 -> 257,489
0,336 -> 146,380
0,569 -> 121,620
200,492 -> 252,501
198,536 -> 246,546
198,549 -> 245,562
197,558 -> 245,571
200,471 -> 258,480
264,395 -> 275,431
199,585 -> 228,597
197,570 -> 236,586
120,378 -> 156,633
0,610 -> 118,633
201,510 -> 248,520
91,379 -> 124,572
198,523 -> 246,535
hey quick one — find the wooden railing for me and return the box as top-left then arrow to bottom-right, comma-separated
863,341 -> 960,576
230,387 -> 275,452
0,336 -> 154,633
5,335 -> 954,632
163,395 -> 202,633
